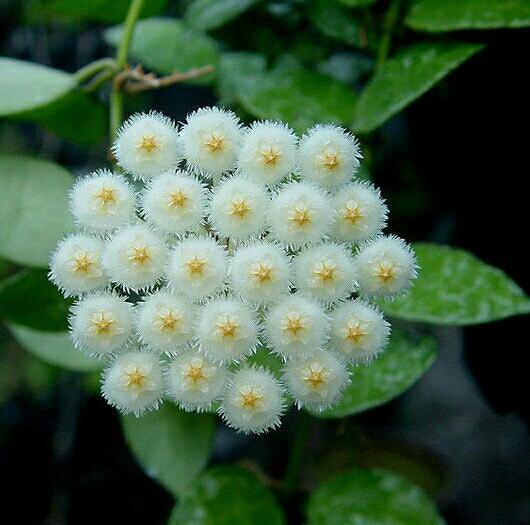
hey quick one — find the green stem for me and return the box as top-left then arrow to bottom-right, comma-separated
283,411 -> 311,495
109,0 -> 145,140
375,0 -> 402,71
74,58 -> 116,84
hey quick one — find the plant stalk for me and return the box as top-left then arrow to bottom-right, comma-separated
375,0 -> 402,71
74,58 -> 116,85
283,411 -> 311,495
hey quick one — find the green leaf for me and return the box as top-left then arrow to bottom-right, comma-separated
337,0 -> 378,7
381,243 -> 530,326
307,0 -> 362,46
122,404 -> 216,497
185,0 -> 259,31
217,52 -> 266,104
0,270 -> 72,331
317,329 -> 437,418
352,42 -> 483,133
0,155 -> 74,267
13,90 -> 107,146
169,465 -> 286,525
8,323 -> 100,372
105,18 -> 219,84
307,467 -> 444,525
237,67 -> 357,133
44,0 -> 169,24
0,58 -> 75,116
406,0 -> 530,32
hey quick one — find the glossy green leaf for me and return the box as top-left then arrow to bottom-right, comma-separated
122,404 -> 216,497
237,67 -> 357,133
169,465 -> 286,525
406,0 -> 530,31
44,0 -> 168,24
13,90 -> 107,146
307,467 -> 444,525
0,155 -> 74,267
185,0 -> 259,31
0,270 -> 72,331
217,52 -> 266,104
0,58 -> 74,116
307,0 -> 362,46
8,323 -> 100,372
317,329 -> 437,418
381,243 -> 530,326
105,18 -> 219,83
353,42 -> 483,133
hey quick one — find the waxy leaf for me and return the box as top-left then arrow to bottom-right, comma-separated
185,0 -> 259,31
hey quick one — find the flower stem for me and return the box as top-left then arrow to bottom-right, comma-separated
74,58 -> 117,85
109,0 -> 145,140
375,0 -> 402,71
283,411 -> 311,495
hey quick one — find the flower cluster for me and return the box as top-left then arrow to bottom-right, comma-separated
49,108 -> 417,434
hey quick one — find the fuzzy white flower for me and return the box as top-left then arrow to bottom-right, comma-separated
166,351 -> 228,412
264,295 -> 329,360
229,242 -> 291,304
101,350 -> 164,416
298,124 -> 361,190
167,237 -> 228,300
219,366 -> 284,434
49,233 -> 107,296
113,111 -> 180,180
141,170 -> 206,235
69,292 -> 134,356
69,170 -> 136,233
332,181 -> 387,243
197,298 -> 258,363
269,182 -> 334,249
293,243 -> 357,304
102,223 -> 167,291
282,350 -> 350,411
355,235 -> 417,298
209,176 -> 269,241
179,107 -> 242,177
136,291 -> 196,354
237,121 -> 297,186
330,300 -> 390,364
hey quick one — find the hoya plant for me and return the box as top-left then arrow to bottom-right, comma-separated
1,1 -> 529,523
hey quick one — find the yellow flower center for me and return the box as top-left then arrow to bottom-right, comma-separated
289,206 -> 311,228
283,313 -> 306,338
129,246 -> 151,266
343,204 -> 363,225
260,146 -> 281,166
319,150 -> 341,170
377,263 -> 396,283
184,363 -> 207,385
217,316 -> 239,339
229,198 -> 251,219
137,135 -> 158,154
124,367 -> 147,390
203,133 -> 225,153
313,261 -> 336,283
239,388 -> 263,409
157,311 -> 180,332
169,190 -> 188,209
186,256 -> 207,277
95,187 -> 116,207
91,312 -> 114,336
251,262 -> 273,284
72,252 -> 93,274
345,322 -> 366,344
304,365 -> 326,390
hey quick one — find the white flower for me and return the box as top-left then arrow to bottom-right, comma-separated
293,243 -> 357,304
69,292 -> 134,356
219,366 -> 284,434
269,182 -> 334,249
113,111 -> 180,180
298,124 -> 361,190
179,107 -> 242,177
166,351 -> 228,412
167,237 -> 228,300
49,233 -> 107,296
330,300 -> 390,364
141,170 -> 206,235
282,350 -> 350,411
209,176 -> 269,241
135,290 -> 196,354
69,170 -> 136,233
354,235 -> 418,298
197,298 -> 258,363
102,223 -> 167,292
101,350 -> 164,416
264,295 -> 329,360
332,181 -> 388,243
229,242 -> 291,304
237,121 -> 297,186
